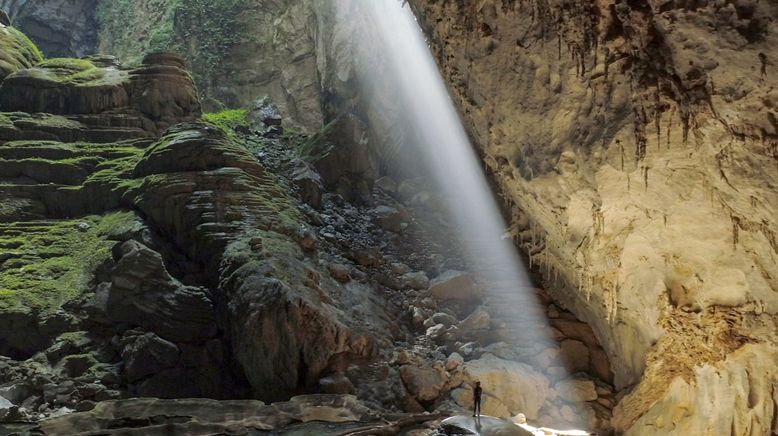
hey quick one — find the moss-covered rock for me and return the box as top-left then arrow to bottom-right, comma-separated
0,53 -> 199,134
0,23 -> 43,82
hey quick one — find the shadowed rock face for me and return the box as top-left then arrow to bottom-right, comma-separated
408,0 -> 778,434
0,0 -> 98,57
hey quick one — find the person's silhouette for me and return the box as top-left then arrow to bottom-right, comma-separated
473,381 -> 482,417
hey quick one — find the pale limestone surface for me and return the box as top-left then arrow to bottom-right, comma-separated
408,0 -> 778,433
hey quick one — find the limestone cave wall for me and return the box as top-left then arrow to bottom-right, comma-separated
407,0 -> 778,434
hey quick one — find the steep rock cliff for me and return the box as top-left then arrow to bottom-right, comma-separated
408,0 -> 778,434
0,0 -> 98,57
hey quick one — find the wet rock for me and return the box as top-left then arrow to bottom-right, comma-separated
428,270 -> 482,301
400,364 -> 446,402
555,379 -> 598,402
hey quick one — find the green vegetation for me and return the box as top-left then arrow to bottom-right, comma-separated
97,0 -> 252,88
0,211 -> 138,313
202,109 -> 249,134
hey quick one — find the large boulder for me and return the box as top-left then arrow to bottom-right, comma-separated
226,274 -> 373,402
428,270 -> 482,301
399,364 -> 447,402
458,354 -> 549,419
120,332 -> 180,383
106,240 -> 217,344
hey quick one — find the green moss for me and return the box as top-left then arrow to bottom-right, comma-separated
0,211 -> 138,313
32,58 -> 105,84
202,109 -> 249,132
0,26 -> 44,79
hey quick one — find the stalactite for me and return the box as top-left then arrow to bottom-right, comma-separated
731,214 -> 740,248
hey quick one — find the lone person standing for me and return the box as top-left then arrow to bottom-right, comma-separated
473,381 -> 482,417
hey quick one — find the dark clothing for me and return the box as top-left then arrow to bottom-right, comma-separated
473,385 -> 482,416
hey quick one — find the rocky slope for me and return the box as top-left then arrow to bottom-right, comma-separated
407,0 -> 778,434
0,20 -> 619,435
